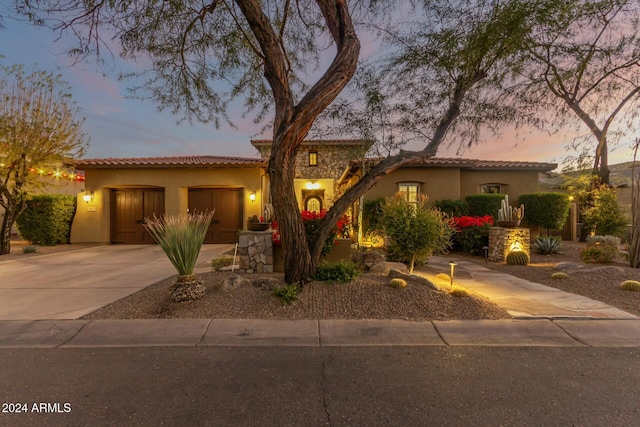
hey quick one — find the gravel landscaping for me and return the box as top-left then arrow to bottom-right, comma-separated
82,270 -> 509,321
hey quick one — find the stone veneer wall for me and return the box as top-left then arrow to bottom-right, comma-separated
237,231 -> 274,273
488,227 -> 530,262
255,144 -> 366,182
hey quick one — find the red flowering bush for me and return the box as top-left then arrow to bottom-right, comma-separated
450,215 -> 494,255
271,210 -> 350,256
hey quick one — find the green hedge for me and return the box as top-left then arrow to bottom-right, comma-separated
465,194 -> 504,217
17,194 -> 77,245
518,192 -> 569,230
434,199 -> 469,217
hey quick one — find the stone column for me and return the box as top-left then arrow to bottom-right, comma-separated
488,227 -> 530,262
237,231 -> 274,273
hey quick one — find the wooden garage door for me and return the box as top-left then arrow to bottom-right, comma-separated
188,188 -> 242,243
110,189 -> 165,244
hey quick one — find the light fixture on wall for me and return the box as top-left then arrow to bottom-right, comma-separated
83,190 -> 94,204
305,181 -> 320,190
249,191 -> 256,203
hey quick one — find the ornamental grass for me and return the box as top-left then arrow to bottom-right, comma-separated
143,212 -> 214,276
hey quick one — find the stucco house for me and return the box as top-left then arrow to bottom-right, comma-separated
69,140 -> 556,244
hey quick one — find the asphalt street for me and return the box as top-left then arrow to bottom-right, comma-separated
2,346 -> 639,426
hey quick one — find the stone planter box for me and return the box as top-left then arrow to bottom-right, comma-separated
273,238 -> 352,273
247,223 -> 270,231
488,227 -> 530,262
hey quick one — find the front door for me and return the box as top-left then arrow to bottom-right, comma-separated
110,188 -> 165,244
188,188 -> 242,243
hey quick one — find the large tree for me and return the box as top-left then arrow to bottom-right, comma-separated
0,64 -> 87,255
521,0 -> 640,184
17,0 -> 543,283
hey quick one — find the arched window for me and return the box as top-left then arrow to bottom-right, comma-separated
305,195 -> 322,212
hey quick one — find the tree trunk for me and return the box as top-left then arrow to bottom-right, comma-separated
0,206 -> 15,255
269,144 -> 314,284
409,255 -> 416,274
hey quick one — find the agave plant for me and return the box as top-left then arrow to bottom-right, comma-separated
532,236 -> 562,255
144,211 -> 214,302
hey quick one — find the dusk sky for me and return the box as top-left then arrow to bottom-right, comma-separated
0,6 -> 636,171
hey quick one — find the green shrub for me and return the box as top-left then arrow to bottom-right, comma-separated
272,284 -> 301,305
16,195 -> 76,245
389,278 -> 407,288
582,185 -> 629,238
551,272 -> 569,280
620,280 -> 640,292
211,257 -> 234,271
451,216 -> 494,255
506,251 -> 529,265
532,236 -> 562,254
586,235 -> 621,246
580,243 -> 618,263
434,199 -> 469,217
381,194 -> 455,273
312,260 -> 360,283
466,194 -> 504,217
518,193 -> 570,231
22,245 -> 38,253
143,212 -> 214,276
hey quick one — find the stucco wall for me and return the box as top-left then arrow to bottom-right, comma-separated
460,170 -> 541,202
362,167 -> 543,204
71,167 -> 262,243
363,167 -> 461,203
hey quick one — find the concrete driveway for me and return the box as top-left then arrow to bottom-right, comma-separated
0,244 -> 233,320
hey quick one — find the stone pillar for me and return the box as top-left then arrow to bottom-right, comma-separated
488,227 -> 530,262
237,231 -> 274,273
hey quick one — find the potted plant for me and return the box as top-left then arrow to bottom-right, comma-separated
247,214 -> 270,231
496,195 -> 524,227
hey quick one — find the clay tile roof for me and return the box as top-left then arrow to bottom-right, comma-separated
349,157 -> 557,171
75,155 -> 266,169
251,139 -> 372,147
415,157 -> 557,171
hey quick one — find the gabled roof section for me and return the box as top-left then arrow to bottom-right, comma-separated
251,139 -> 372,147
75,155 -> 267,169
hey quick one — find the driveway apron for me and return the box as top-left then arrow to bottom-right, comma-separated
0,244 -> 232,320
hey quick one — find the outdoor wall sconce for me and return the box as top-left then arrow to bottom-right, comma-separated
449,261 -> 457,287
249,191 -> 256,203
83,190 -> 94,204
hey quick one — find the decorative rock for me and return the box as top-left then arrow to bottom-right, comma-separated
220,275 -> 252,292
252,278 -> 280,291
369,261 -> 408,274
352,250 -> 386,271
171,275 -> 205,302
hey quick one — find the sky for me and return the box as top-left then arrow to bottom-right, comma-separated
0,6 -> 637,171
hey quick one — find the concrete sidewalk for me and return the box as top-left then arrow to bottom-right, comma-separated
422,257 -> 638,320
1,318 -> 640,348
0,244 -> 234,320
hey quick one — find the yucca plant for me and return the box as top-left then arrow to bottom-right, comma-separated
532,236 -> 562,254
144,211 -> 214,302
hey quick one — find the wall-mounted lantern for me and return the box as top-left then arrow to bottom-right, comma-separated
249,191 -> 256,203
83,190 -> 94,204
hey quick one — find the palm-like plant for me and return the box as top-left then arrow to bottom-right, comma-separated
144,211 -> 214,302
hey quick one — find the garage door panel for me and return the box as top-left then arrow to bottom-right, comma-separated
111,189 -> 165,244
188,188 -> 242,244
